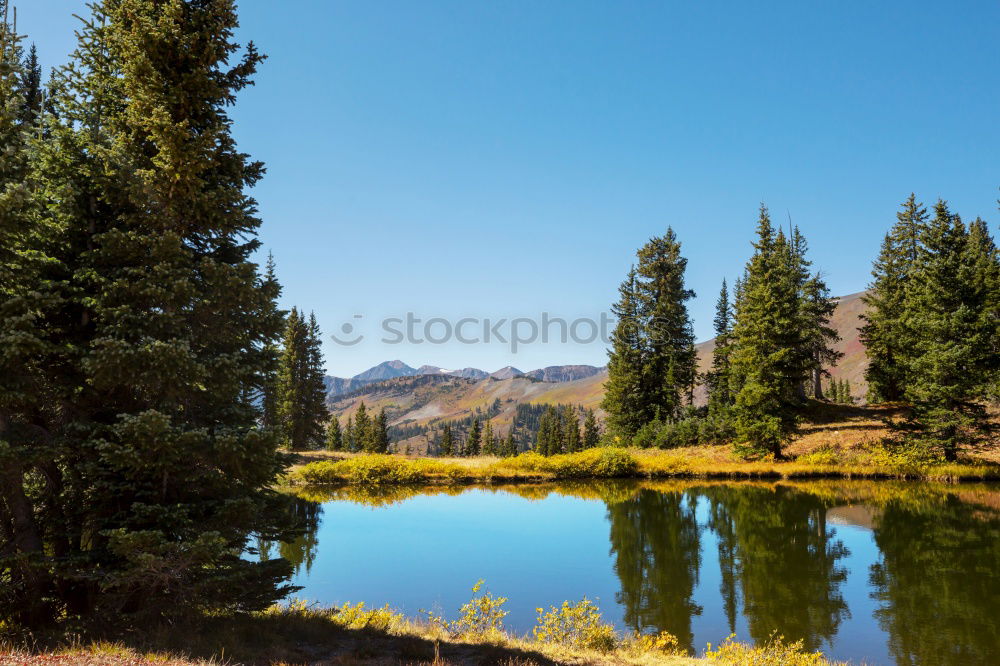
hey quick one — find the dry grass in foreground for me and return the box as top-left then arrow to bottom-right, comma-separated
1,597 -> 844,665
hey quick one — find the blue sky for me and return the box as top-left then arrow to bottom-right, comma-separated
22,1 -> 1000,376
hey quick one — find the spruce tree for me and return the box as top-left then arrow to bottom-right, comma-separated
708,279 -> 734,410
503,428 -> 518,457
18,42 -> 40,125
482,419 -> 496,456
439,423 -> 454,457
326,418 -> 342,451
277,309 -> 330,450
343,414 -> 355,452
582,409 -> 600,449
635,227 -> 698,421
260,254 -> 284,430
602,268 -> 646,437
563,408 -> 581,453
860,195 -> 928,402
790,227 -> 842,398
900,201 -> 994,459
370,409 -> 389,453
354,402 -> 371,451
1,0 -> 299,625
465,418 -> 482,457
728,207 -> 808,457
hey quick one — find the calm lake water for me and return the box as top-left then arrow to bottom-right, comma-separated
262,481 -> 1000,665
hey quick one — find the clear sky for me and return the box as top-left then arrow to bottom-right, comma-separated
21,1 -> 1000,377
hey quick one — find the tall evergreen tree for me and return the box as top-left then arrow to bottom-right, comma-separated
708,279 -> 734,410
439,423 -> 454,457
900,201 -> 995,459
790,227 -> 842,399
602,268 -> 646,437
1,0 -> 299,626
325,417 -> 342,451
635,227 -> 698,420
728,207 -> 809,457
260,254 -> 284,430
502,428 -> 518,457
277,309 -> 330,450
603,228 -> 697,438
582,409 -> 601,449
860,195 -> 928,402
353,402 -> 371,451
563,408 -> 581,453
18,42 -> 40,125
465,418 -> 482,457
482,419 -> 496,456
370,409 -> 389,453
343,414 -> 356,452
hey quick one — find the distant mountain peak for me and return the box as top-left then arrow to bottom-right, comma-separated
353,360 -> 417,382
490,366 -> 524,380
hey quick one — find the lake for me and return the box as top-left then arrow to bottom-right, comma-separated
261,480 -> 1000,665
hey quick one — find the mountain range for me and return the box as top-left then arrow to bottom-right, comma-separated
324,291 -> 871,454
325,361 -> 605,397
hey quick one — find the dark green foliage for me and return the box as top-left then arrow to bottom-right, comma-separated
728,208 -> 810,457
481,419 -> 496,456
277,309 -> 331,450
860,195 -> 928,402
463,418 -> 481,456
353,402 -> 371,452
563,409 -> 581,453
603,228 -> 697,437
791,227 -> 842,398
343,415 -> 356,452
632,407 -> 736,449
501,428 -> 518,457
897,201 -> 997,459
582,409 -> 600,449
0,0 -> 300,628
439,423 -> 454,457
370,409 -> 390,453
707,279 -> 734,411
325,418 -> 342,451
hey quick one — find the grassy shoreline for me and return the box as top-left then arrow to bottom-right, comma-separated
2,600 -> 840,666
285,446 -> 1000,488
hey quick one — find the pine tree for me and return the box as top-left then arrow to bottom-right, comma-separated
842,380 -> 853,404
603,228 -> 697,438
563,408 -> 581,453
582,409 -> 600,449
439,423 -> 454,457
708,279 -> 734,410
503,428 -> 518,457
465,418 -> 482,457
277,309 -> 330,450
860,195 -> 928,402
728,207 -> 809,457
900,201 -> 994,459
343,415 -> 356,452
260,254 -> 284,430
635,227 -> 698,421
1,0 -> 299,625
482,419 -> 496,456
354,402 -> 371,451
790,227 -> 842,399
370,409 -> 389,453
326,418 -> 342,451
18,43 -> 40,125
602,268 -> 646,437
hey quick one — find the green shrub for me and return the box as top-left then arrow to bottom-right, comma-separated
705,632 -> 841,665
294,455 -> 428,485
532,599 -> 618,653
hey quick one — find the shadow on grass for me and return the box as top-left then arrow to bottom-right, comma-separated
87,611 -> 565,666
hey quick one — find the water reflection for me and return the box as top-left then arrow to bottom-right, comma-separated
268,480 -> 1000,665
